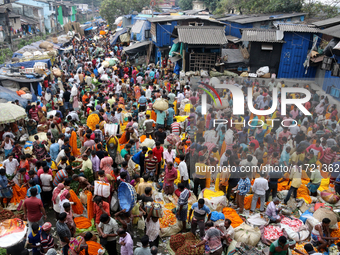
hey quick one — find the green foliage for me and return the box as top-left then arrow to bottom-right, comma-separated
214,0 -> 236,15
100,0 -> 149,27
0,48 -> 13,64
0,248 -> 6,255
303,2 -> 339,18
179,0 -> 193,10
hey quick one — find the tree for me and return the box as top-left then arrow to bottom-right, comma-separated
203,0 -> 219,13
100,0 -> 149,26
179,0 -> 193,10
214,0 -> 237,15
303,1 -> 339,18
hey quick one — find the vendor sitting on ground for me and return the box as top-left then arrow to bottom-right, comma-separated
266,197 -> 282,223
311,218 -> 338,251
269,236 -> 300,255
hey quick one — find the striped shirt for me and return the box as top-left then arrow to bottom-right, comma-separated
40,231 -> 54,254
53,169 -> 68,187
171,122 -> 181,135
145,156 -> 158,172
321,147 -> 337,165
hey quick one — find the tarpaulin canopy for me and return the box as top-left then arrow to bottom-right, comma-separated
221,49 -> 249,68
85,26 -> 93,31
0,86 -> 28,108
110,28 -> 127,45
6,59 -> 52,69
123,41 -> 152,55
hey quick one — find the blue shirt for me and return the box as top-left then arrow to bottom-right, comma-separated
279,150 -> 290,166
50,143 -> 60,162
196,105 -> 202,114
191,202 -> 211,219
167,108 -> 175,125
155,110 -> 166,125
0,175 -> 8,189
138,96 -> 147,106
132,151 -> 143,165
28,229 -> 41,253
27,185 -> 42,200
149,71 -> 155,79
237,178 -> 251,196
255,128 -> 267,144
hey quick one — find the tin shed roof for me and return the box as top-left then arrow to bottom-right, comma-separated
241,28 -> 285,43
176,26 -> 227,45
278,24 -> 320,33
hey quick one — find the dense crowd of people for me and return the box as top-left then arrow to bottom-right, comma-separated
1,27 -> 340,255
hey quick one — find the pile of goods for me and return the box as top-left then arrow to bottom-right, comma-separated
263,225 -> 283,240
170,232 -> 204,255
280,217 -> 303,232
159,209 -> 176,228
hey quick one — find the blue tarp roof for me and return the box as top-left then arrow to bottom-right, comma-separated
5,59 -> 52,69
110,28 -> 128,45
84,21 -> 91,24
0,86 -> 28,108
85,26 -> 93,31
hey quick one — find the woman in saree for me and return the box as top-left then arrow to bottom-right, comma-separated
38,106 -> 47,125
68,233 -> 93,255
32,135 -> 47,160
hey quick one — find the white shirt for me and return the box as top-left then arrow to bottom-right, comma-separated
252,177 -> 269,195
58,139 -> 64,150
176,81 -> 180,90
112,74 -> 118,84
59,198 -> 70,213
145,219 -> 160,242
145,89 -> 152,99
177,93 -> 184,103
115,84 -> 122,94
56,149 -> 67,164
217,223 -> 235,239
178,161 -> 188,181
136,76 -> 143,84
66,111 -> 80,122
40,173 -> 53,192
3,158 -> 19,175
289,125 -> 300,138
98,218 -> 119,241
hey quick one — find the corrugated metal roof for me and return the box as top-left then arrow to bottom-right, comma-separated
217,15 -> 250,21
147,15 -> 225,25
312,17 -> 340,28
241,29 -> 285,43
176,26 -> 227,45
229,13 -> 306,24
278,24 -> 320,33
320,24 -> 340,39
131,20 -> 145,33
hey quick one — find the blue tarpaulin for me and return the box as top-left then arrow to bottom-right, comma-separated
85,26 -> 93,31
0,86 -> 28,108
6,59 -> 52,69
110,28 -> 127,45
12,53 -> 23,59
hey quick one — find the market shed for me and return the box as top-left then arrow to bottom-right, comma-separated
241,28 -> 284,74
173,26 -> 227,71
277,24 -> 321,79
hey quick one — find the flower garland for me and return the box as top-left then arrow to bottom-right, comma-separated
87,114 -> 100,131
